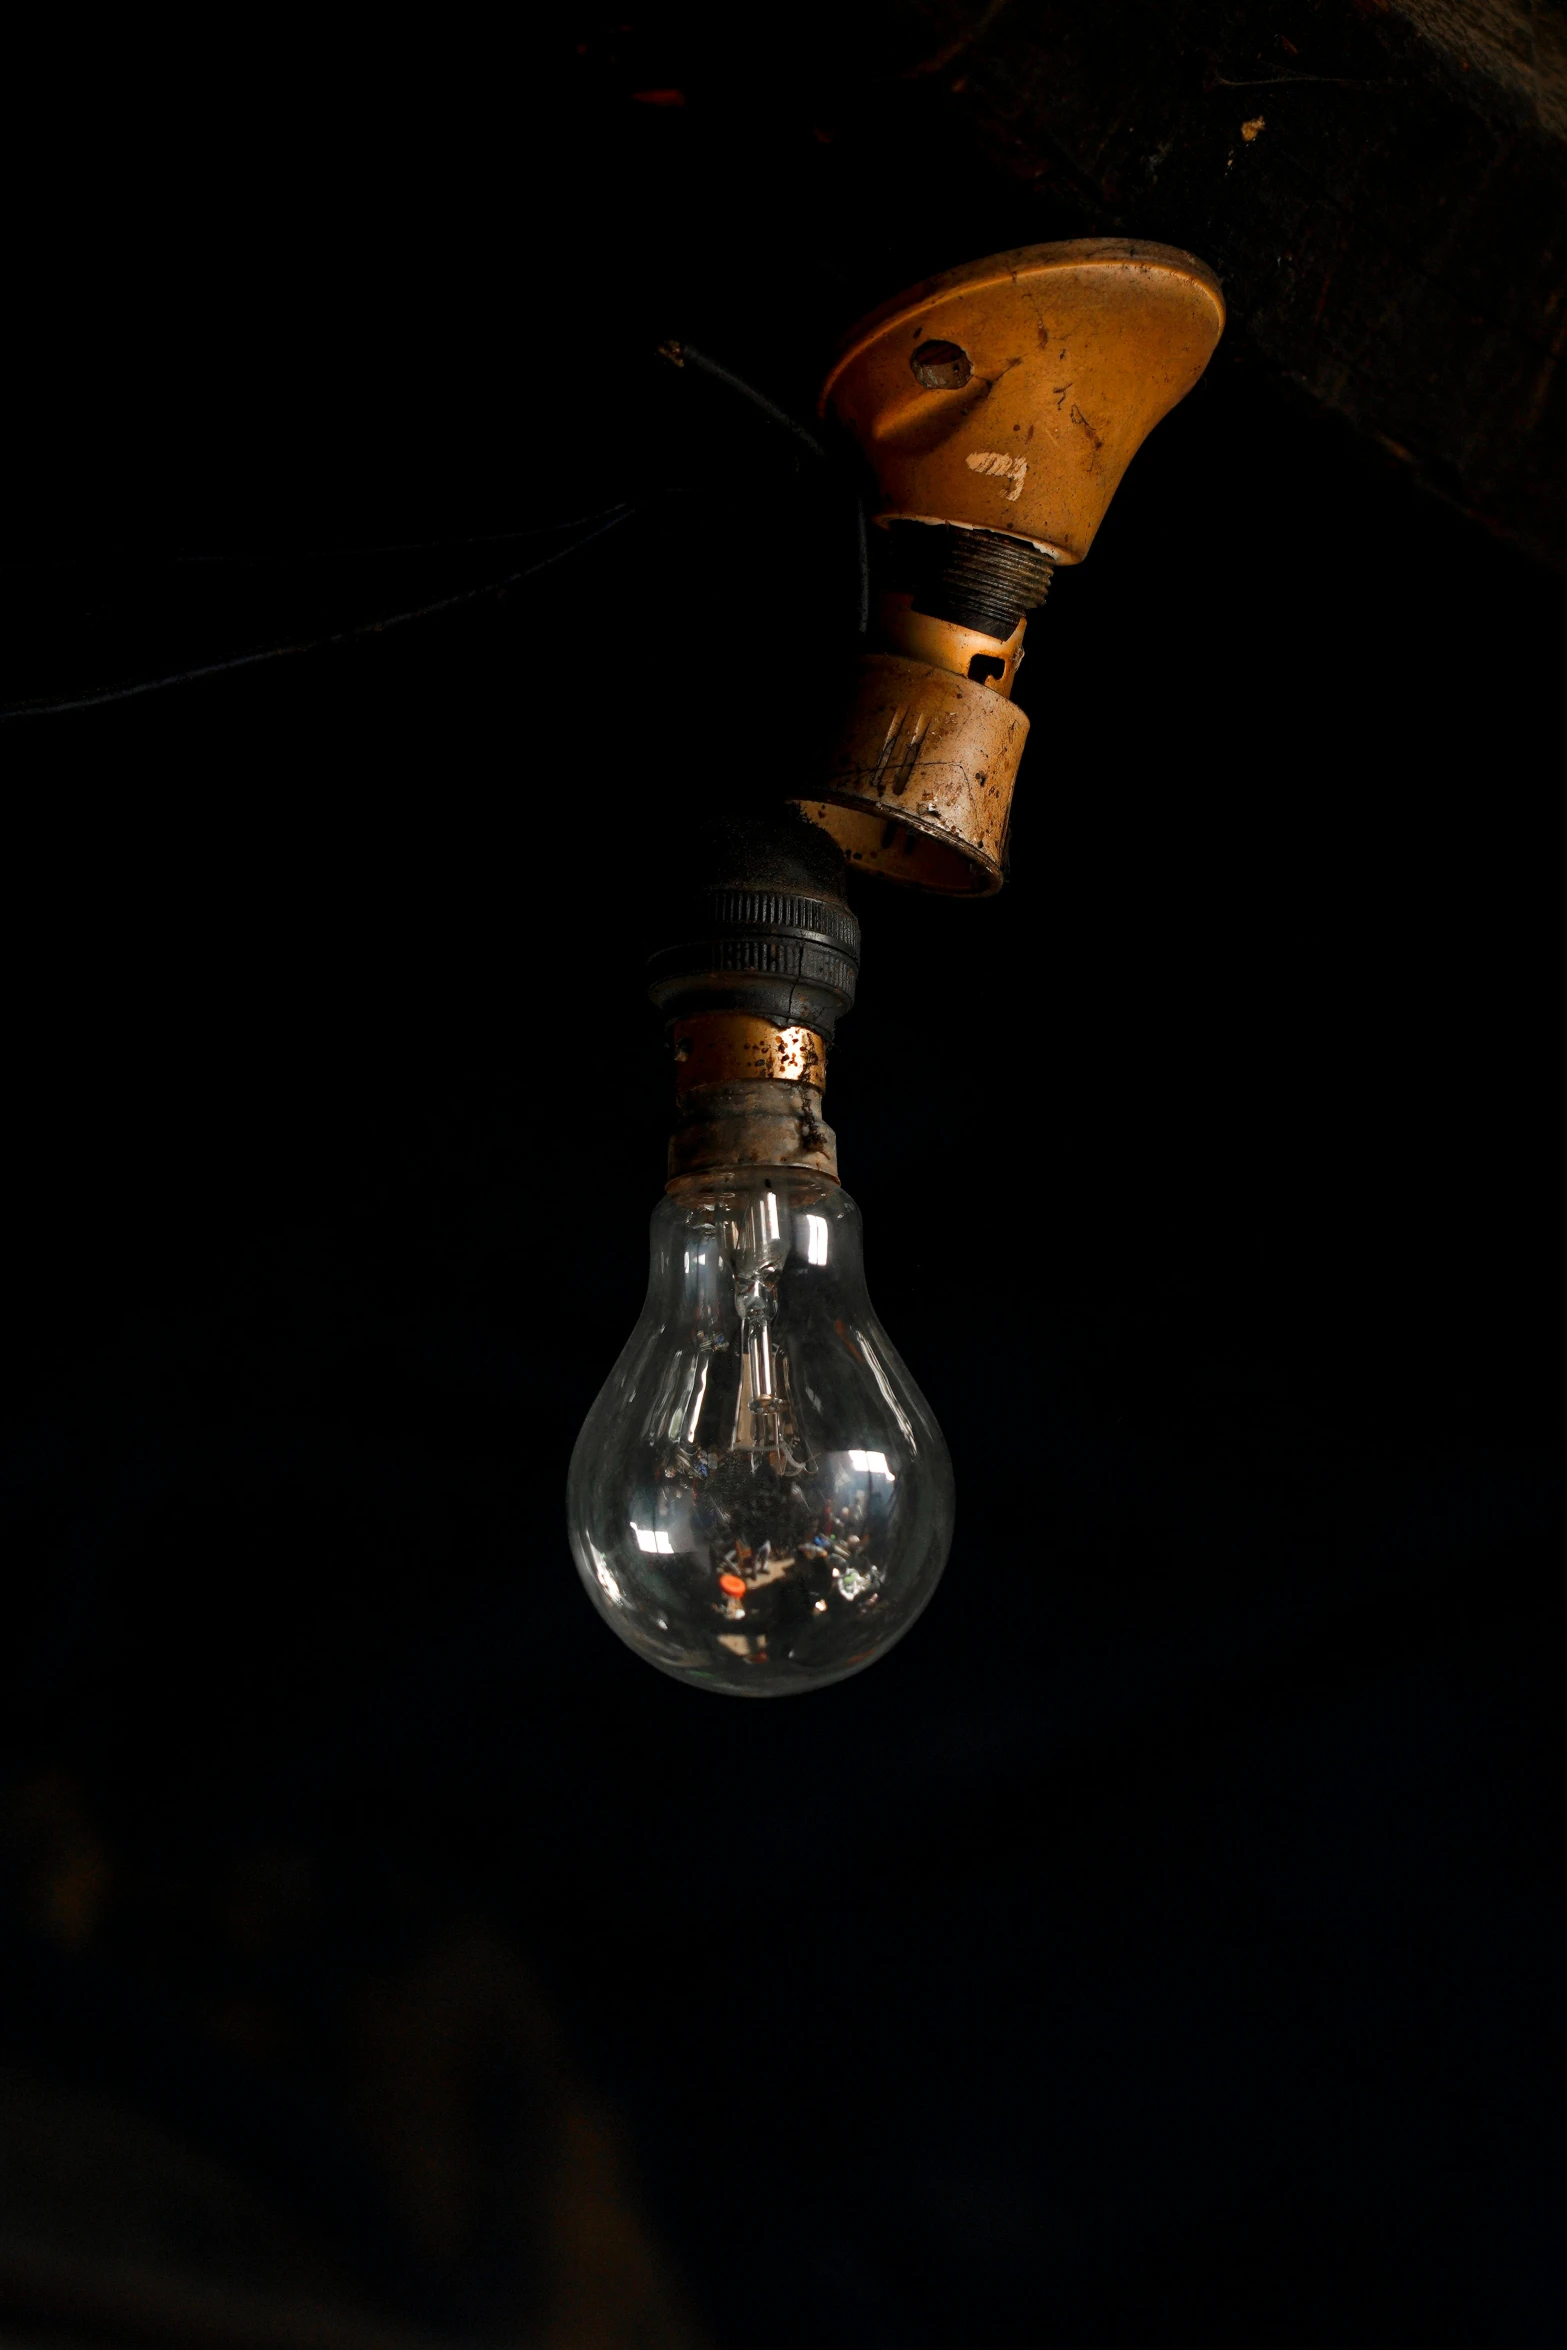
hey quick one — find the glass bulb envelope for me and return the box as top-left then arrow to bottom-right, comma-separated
568,1168 -> 953,1694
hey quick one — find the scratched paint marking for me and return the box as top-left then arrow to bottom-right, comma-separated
965,449 -> 1028,502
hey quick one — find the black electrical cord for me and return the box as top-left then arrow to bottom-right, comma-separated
0,504 -> 641,721
6,339 -> 868,721
656,340 -> 827,463
1,507 -> 644,573
657,340 -> 867,631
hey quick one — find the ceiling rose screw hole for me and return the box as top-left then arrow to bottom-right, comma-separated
910,338 -> 972,390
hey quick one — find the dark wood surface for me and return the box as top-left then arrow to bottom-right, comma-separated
611,0 -> 1567,571
886,0 -> 1567,568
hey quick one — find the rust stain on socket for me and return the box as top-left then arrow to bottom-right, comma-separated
672,1012 -> 827,1094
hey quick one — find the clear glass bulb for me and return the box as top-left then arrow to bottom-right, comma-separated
568,1168 -> 953,1695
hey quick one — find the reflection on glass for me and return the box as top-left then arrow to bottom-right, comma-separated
568,1169 -> 953,1696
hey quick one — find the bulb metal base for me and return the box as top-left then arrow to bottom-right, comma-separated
666,1076 -> 838,1186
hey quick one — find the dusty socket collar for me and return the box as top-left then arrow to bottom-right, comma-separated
646,810 -> 859,1185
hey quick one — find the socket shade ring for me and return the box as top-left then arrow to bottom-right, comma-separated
796,238 -> 1224,891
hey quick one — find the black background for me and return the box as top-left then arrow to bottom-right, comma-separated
4,12 -> 1564,2346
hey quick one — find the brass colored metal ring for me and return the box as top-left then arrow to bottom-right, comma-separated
672,1013 -> 827,1095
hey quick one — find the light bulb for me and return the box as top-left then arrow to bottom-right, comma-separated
568,1166 -> 952,1695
